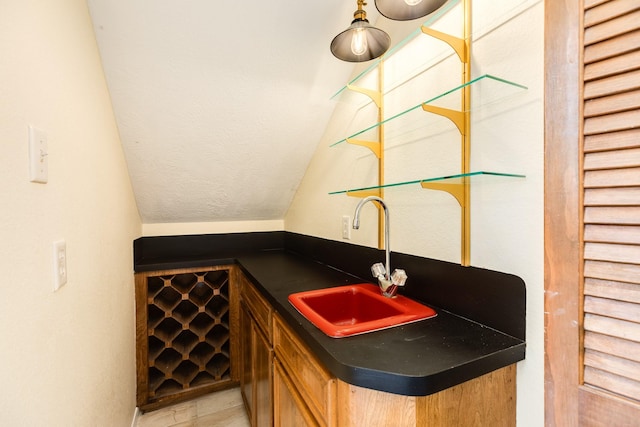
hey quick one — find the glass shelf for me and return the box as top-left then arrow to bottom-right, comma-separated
330,0 -> 462,105
330,74 -> 527,148
329,171 -> 525,196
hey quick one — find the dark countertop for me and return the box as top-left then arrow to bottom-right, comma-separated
239,251 -> 524,396
134,232 -> 526,397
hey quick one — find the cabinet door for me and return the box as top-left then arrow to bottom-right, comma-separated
240,297 -> 273,427
239,302 -> 254,420
273,360 -> 318,427
273,315 -> 336,426
254,322 -> 273,427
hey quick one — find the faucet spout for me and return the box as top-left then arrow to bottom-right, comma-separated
353,196 -> 396,296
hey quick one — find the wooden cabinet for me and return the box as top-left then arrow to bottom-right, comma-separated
239,304 -> 254,416
273,359 -> 318,427
272,313 -> 516,427
336,366 -> 516,427
239,273 -> 273,427
273,314 -> 336,427
229,274 -> 516,427
134,265 -> 239,412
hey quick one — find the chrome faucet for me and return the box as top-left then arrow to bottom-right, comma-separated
352,196 -> 407,297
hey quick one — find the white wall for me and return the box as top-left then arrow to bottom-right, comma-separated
142,220 -> 284,237
0,1 -> 141,425
285,0 -> 544,425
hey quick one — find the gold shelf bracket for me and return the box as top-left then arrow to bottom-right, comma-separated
420,27 -> 469,64
346,138 -> 382,158
346,84 -> 383,108
346,189 -> 382,198
420,182 -> 466,207
421,105 -> 466,136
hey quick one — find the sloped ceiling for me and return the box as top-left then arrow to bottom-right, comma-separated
87,0 -> 367,224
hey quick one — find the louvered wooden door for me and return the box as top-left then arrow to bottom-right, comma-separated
580,0 -> 640,422
545,0 -> 640,425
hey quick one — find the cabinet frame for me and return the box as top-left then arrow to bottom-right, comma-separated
239,274 -> 274,427
135,265 -> 240,412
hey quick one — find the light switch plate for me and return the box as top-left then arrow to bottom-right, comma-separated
342,215 -> 351,240
53,240 -> 67,291
29,125 -> 48,183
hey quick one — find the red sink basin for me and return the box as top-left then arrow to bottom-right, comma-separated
288,283 -> 437,338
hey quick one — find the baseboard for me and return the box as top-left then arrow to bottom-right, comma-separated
130,407 -> 140,427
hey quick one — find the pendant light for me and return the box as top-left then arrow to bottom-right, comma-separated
374,0 -> 448,21
330,0 -> 391,62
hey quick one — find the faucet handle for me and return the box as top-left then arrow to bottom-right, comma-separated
371,262 -> 386,279
391,269 -> 407,287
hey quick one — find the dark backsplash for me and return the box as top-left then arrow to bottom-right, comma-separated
134,231 -> 285,264
134,231 -> 526,341
284,232 -> 526,341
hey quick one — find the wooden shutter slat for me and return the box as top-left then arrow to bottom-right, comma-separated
585,331 -> 640,362
585,242 -> 640,264
584,187 -> 640,205
584,295 -> 640,322
585,128 -> 640,153
585,49 -> 640,82
585,0 -> 640,27
584,69 -> 640,100
585,0 -> 611,10
584,313 -> 640,342
584,168 -> 640,188
585,88 -> 640,117
584,225 -> 640,245
585,349 -> 640,382
584,206 -> 640,224
585,260 -> 640,284
585,278 -> 640,303
584,366 -> 640,402
584,29 -> 640,64
585,9 -> 640,45
584,109 -> 640,135
584,148 -> 640,170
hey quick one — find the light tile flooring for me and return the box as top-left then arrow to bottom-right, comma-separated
135,387 -> 250,427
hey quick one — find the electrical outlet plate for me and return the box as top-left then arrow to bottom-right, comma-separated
342,215 -> 351,240
53,240 -> 67,291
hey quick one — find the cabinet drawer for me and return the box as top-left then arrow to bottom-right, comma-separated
241,275 -> 272,341
273,314 -> 336,427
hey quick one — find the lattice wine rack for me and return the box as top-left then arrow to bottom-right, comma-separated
136,266 -> 236,410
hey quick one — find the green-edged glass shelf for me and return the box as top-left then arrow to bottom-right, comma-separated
330,0 -> 462,105
329,171 -> 526,197
330,74 -> 527,148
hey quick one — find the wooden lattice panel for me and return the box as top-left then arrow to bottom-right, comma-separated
136,266 -> 234,409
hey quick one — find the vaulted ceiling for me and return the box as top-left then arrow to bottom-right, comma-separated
87,0 -> 369,224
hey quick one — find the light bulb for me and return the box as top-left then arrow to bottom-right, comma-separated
404,0 -> 423,5
351,27 -> 368,56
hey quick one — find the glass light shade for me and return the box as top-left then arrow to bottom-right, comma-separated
374,0 -> 448,21
330,19 -> 391,62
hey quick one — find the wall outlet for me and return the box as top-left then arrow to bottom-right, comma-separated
53,240 -> 67,291
342,215 -> 351,240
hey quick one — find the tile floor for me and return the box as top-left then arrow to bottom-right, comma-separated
135,387 -> 250,427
